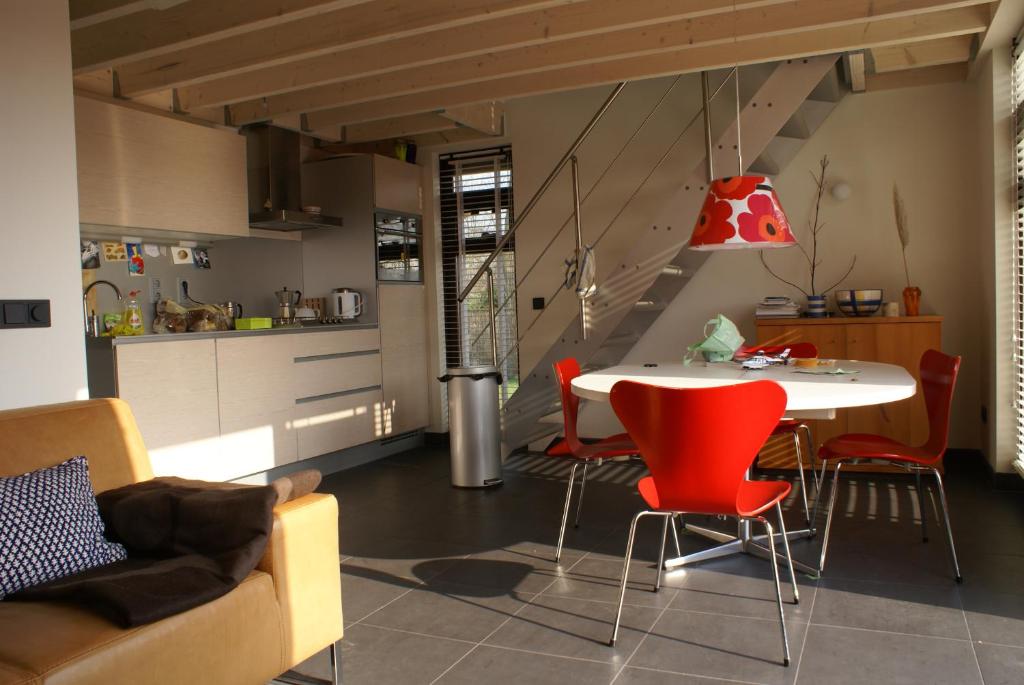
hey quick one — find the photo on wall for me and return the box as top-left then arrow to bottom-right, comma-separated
126,242 -> 145,277
81,240 -> 100,269
102,241 -> 127,262
193,247 -> 211,269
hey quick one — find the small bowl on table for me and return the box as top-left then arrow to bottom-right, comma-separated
836,289 -> 883,317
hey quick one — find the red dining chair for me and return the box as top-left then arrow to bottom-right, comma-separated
815,349 -> 962,582
548,358 -> 644,562
608,379 -> 799,665
738,342 -> 820,526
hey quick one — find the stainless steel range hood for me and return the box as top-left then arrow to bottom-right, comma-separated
245,125 -> 343,231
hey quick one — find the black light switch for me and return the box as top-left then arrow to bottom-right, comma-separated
0,300 -> 51,328
3,303 -> 27,325
30,301 -> 50,325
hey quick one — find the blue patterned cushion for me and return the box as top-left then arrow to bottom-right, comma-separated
0,456 -> 127,599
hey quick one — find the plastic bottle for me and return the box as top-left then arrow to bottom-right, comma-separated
123,290 -> 144,335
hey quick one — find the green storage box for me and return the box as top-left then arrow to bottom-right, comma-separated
235,317 -> 273,330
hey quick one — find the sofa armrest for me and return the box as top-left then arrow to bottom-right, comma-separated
258,492 -> 343,669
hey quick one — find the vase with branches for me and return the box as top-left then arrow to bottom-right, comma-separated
760,155 -> 856,317
893,184 -> 920,316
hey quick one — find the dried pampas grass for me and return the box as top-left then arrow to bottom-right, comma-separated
893,184 -> 911,287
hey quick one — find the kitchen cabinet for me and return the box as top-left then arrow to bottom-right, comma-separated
373,154 -> 423,215
74,94 -> 249,238
378,284 -> 430,435
294,389 -> 384,461
217,335 -> 298,474
95,327 -> 387,481
755,316 -> 942,473
114,339 -> 223,479
292,328 -> 384,458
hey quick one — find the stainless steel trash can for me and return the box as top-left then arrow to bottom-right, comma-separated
439,365 -> 503,488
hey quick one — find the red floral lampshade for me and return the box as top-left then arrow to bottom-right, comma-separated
688,175 -> 796,250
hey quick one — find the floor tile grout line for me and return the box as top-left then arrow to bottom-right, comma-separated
955,585 -> 987,684
808,620 -> 976,644
350,622 -> 479,646
623,664 -> 770,685
427,543 -> 600,684
610,599 -> 675,684
344,551 -> 477,629
538,591 -> 821,628
791,571 -> 818,685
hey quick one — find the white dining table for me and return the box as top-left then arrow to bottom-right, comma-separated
571,359 -> 917,575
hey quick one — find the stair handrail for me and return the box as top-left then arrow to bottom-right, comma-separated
466,70 -> 735,363
464,74 -> 684,352
456,82 -> 627,303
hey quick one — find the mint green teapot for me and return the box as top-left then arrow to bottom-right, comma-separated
686,314 -> 745,363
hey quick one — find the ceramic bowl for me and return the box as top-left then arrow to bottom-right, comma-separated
836,289 -> 883,316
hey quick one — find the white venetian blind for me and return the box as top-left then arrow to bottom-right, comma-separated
438,147 -> 520,404
1013,31 -> 1024,477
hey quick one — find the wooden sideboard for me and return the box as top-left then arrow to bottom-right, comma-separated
755,316 -> 942,473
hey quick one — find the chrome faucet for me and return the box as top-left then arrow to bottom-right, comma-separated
83,280 -> 123,337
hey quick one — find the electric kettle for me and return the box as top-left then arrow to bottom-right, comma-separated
330,288 -> 364,320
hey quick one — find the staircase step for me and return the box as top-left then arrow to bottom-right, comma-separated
633,299 -> 666,312
538,410 -> 563,425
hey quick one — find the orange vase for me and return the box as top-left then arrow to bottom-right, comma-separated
902,286 -> 921,317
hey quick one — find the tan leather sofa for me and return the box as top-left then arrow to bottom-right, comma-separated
0,399 -> 343,685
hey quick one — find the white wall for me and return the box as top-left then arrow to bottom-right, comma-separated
578,80 -> 986,451
0,1 -> 88,409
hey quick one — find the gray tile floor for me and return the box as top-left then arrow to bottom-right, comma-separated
295,447 -> 1024,685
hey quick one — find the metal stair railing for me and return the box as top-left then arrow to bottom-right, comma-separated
461,71 -> 737,375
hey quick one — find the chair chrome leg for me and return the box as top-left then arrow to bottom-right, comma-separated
555,463 -> 579,562
670,514 -> 682,557
930,468 -> 963,583
655,514 -> 670,592
915,471 -> 929,543
775,503 -> 799,604
574,464 -> 589,528
611,511 -> 648,646
792,431 -> 811,526
762,516 -> 791,667
818,461 -> 845,573
799,424 -> 819,492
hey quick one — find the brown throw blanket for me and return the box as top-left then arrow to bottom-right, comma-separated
11,478 -> 278,627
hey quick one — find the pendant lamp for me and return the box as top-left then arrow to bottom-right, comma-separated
688,70 -> 796,251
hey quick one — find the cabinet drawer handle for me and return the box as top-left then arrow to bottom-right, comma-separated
294,349 -> 380,363
295,385 -> 382,404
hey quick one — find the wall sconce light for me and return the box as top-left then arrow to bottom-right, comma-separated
830,181 -> 852,202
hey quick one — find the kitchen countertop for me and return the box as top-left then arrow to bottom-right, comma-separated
88,321 -> 378,345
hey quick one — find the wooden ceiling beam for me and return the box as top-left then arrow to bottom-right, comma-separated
176,0 -> 990,110
171,0 -> 789,107
232,2 -> 990,126
300,4 -> 989,130
439,103 -> 505,136
871,34 -> 974,72
848,52 -> 867,91
110,0 -> 581,96
72,0 -> 380,73
341,114 -> 461,144
865,61 -> 968,89
70,0 -> 149,30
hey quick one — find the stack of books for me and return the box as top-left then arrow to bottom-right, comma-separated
756,296 -> 800,319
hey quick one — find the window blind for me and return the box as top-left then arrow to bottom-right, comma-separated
1013,32 -> 1024,477
439,147 -> 520,404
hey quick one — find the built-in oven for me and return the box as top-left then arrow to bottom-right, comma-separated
375,212 -> 422,282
